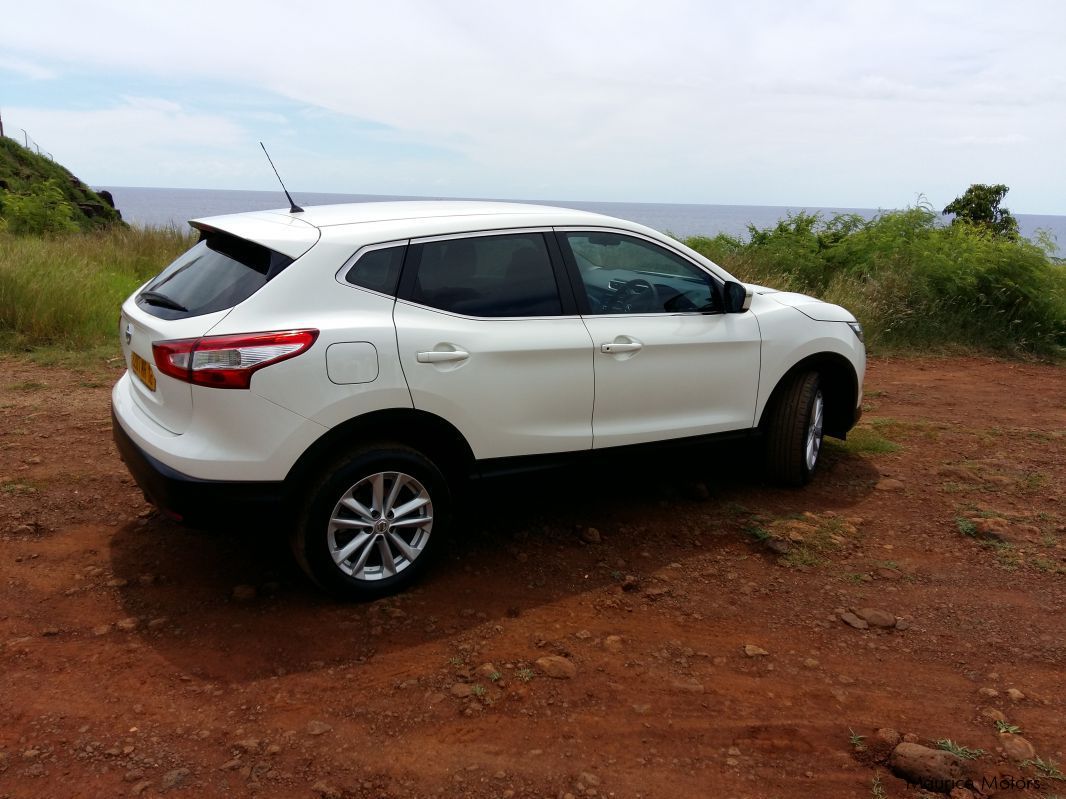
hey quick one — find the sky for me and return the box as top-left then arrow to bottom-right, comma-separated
1,1 -> 1064,214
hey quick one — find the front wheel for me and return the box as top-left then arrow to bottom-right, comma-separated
292,445 -> 451,599
764,371 -> 824,486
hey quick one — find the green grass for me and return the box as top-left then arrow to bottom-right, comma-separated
1023,756 -> 1066,781
683,204 -> 1066,356
0,226 -> 193,351
936,739 -> 985,760
824,425 -> 902,456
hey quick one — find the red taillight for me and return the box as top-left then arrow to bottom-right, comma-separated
152,329 -> 319,389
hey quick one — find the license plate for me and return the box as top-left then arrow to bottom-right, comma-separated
131,351 -> 157,392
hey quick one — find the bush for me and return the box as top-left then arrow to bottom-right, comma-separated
0,179 -> 80,235
685,205 -> 1066,355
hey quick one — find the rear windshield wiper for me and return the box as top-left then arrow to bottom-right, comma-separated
139,290 -> 188,312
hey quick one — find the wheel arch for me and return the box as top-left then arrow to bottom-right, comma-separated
758,352 -> 859,439
284,409 -> 476,498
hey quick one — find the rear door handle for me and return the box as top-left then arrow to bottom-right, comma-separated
600,342 -> 642,354
417,349 -> 470,363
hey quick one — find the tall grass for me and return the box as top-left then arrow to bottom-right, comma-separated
0,226 -> 193,350
685,206 -> 1066,355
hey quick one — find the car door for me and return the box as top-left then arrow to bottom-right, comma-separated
555,229 -> 761,449
393,230 -> 595,459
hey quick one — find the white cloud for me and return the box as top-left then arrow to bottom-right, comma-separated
0,55 -> 55,80
1,0 -> 1064,211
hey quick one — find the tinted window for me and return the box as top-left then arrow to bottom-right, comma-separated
343,245 -> 405,295
562,232 -> 719,315
137,232 -> 293,320
410,233 -> 562,317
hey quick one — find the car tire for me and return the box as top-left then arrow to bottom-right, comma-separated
292,444 -> 450,599
764,371 -> 824,487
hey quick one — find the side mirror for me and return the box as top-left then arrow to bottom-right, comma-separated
722,281 -> 752,313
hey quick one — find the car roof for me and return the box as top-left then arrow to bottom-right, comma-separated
190,200 -> 627,259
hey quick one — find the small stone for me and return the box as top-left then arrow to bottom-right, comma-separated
107,578 -> 128,588
980,707 -> 1006,723
894,618 -> 911,631
232,585 -> 257,601
876,728 -> 901,747
131,780 -> 152,796
902,733 -> 920,744
949,788 -> 975,799
451,683 -> 475,698
92,624 -> 110,636
876,567 -> 902,580
305,720 -> 332,736
889,742 -> 968,787
41,627 -> 60,637
475,663 -> 499,678
620,575 -> 640,592
312,780 -> 342,799
220,758 -> 241,771
535,655 -> 577,679
765,538 -> 790,555
875,478 -> 904,491
160,767 -> 190,790
22,749 -> 40,759
574,630 -> 592,640
580,527 -> 602,544
671,676 -> 704,693
1000,733 -> 1036,762
802,658 -> 819,668
233,738 -> 259,753
977,687 -> 999,698
148,617 -> 168,630
1006,688 -> 1025,702
604,635 -> 624,653
579,771 -> 601,787
855,608 -> 896,628
743,644 -> 768,657
116,617 -> 139,632
839,612 -> 868,630
632,704 -> 651,715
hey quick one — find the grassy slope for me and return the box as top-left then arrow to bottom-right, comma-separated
0,137 -> 123,230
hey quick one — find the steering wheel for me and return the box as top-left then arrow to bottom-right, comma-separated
606,278 -> 660,314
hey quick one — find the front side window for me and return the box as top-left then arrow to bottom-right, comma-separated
408,233 -> 562,317
561,232 -> 719,315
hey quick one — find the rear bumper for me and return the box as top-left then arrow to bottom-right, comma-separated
112,406 -> 286,526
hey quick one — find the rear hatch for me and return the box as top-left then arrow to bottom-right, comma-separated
119,213 -> 319,434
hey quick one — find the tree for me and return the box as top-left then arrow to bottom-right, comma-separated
942,183 -> 1019,240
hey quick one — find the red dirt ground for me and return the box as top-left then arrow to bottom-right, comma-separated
1,355 -> 1064,799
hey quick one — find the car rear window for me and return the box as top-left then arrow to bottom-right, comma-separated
136,231 -> 294,319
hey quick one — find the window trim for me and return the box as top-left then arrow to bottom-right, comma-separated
394,227 -> 579,320
551,227 -> 727,318
335,239 -> 411,299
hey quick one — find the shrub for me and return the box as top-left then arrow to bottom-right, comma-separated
0,180 -> 80,235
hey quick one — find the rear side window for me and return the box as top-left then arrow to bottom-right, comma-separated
343,245 -> 406,296
136,232 -> 293,320
408,233 -> 562,317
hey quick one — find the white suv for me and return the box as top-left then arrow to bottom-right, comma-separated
112,201 -> 865,598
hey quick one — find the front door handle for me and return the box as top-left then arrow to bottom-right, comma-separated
417,349 -> 470,363
600,342 -> 642,354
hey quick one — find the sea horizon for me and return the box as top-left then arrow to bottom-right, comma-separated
97,185 -> 1066,245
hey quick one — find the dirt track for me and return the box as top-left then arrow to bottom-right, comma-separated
1,355 -> 1064,799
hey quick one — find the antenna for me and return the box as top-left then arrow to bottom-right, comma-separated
259,142 -> 304,214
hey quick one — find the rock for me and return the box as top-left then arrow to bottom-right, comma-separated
1006,688 -> 1025,702
671,677 -> 704,693
312,780 -> 343,799
876,567 -> 902,580
876,728 -> 901,747
536,655 -> 577,679
92,624 -> 111,636
450,683 -> 475,698
148,617 -> 168,630
219,758 -> 241,771
980,707 -> 1006,723
620,575 -> 640,592
233,738 -> 259,753
574,630 -> 592,640
604,635 -> 624,653
160,767 -> 190,790
765,538 -> 791,555
305,720 -> 332,736
839,611 -> 868,630
743,644 -> 768,657
1000,733 -> 1035,762
949,788 -> 975,799
232,584 -> 257,601
644,584 -> 670,599
855,608 -> 896,628
902,733 -> 919,744
41,627 -> 60,637
132,780 -> 152,796
116,617 -> 139,632
475,663 -> 499,679
632,703 -> 651,714
580,527 -> 602,544
895,618 -> 912,631
802,658 -> 819,668
977,687 -> 999,698
875,478 -> 904,491
889,742 -> 969,788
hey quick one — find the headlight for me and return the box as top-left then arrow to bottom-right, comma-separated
847,321 -> 865,343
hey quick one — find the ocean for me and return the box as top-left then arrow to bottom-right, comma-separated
98,186 -> 1066,245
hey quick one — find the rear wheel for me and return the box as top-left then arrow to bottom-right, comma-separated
292,445 -> 450,599
764,371 -> 823,486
